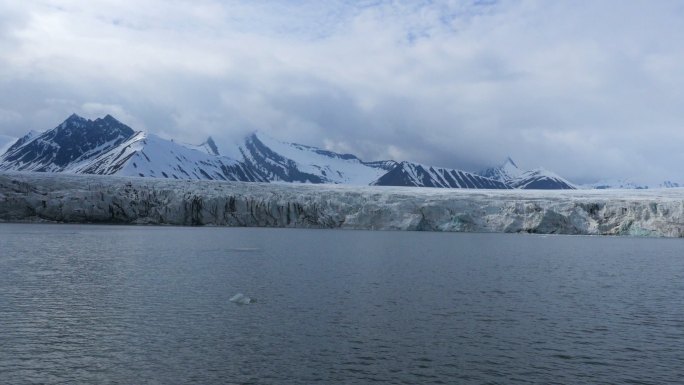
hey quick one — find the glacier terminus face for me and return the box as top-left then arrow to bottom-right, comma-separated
2,172 -> 684,237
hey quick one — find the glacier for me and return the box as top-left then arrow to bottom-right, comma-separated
2,172 -> 684,237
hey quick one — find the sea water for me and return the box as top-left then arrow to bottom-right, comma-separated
1,224 -> 683,384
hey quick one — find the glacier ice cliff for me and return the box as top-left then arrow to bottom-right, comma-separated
2,172 -> 684,237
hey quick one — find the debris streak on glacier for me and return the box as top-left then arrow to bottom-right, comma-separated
2,172 -> 684,237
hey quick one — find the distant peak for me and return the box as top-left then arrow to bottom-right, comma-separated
528,167 -> 550,175
203,136 -> 220,156
503,156 -> 518,168
56,113 -> 88,130
66,113 -> 86,122
246,130 -> 276,146
248,130 -> 265,141
96,114 -> 126,126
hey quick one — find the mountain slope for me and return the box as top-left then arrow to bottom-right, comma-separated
74,132 -> 265,181
372,161 -> 509,189
236,133 -> 395,185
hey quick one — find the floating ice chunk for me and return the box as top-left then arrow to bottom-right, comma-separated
229,293 -> 255,305
226,248 -> 261,252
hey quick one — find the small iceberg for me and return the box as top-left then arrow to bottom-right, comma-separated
229,293 -> 256,305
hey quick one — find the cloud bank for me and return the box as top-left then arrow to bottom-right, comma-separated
1,0 -> 684,183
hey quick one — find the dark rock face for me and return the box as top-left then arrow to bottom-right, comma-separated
203,137 -> 220,156
0,114 -> 135,172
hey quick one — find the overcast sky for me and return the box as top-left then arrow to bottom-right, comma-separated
1,0 -> 684,183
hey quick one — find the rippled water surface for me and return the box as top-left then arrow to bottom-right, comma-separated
2,224 -> 684,384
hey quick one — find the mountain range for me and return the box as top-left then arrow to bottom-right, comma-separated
0,113 -> 576,189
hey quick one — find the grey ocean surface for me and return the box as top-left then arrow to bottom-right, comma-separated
1,224 -> 683,384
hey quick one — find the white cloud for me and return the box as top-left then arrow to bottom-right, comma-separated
1,0 -> 684,184
80,102 -> 145,130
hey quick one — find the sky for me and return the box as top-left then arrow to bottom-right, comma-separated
1,0 -> 684,184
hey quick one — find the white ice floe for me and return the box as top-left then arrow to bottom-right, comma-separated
229,293 -> 255,305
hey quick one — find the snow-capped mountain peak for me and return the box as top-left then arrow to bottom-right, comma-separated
477,158 -> 575,189
511,167 -> 576,189
63,113 -> 87,125
500,157 -> 524,180
504,156 -> 517,168
478,156 -> 523,184
0,113 -> 135,172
